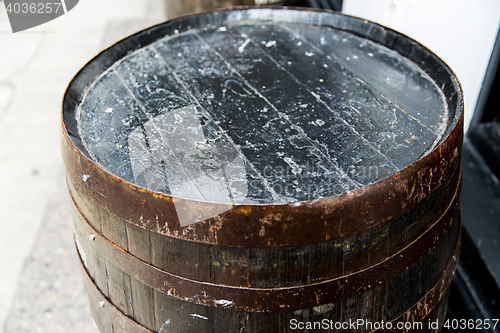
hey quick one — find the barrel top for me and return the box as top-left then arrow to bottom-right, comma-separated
71,8 -> 459,205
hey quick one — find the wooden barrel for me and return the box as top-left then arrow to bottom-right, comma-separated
62,7 -> 463,333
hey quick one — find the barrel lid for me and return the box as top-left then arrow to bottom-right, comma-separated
68,7 -> 460,207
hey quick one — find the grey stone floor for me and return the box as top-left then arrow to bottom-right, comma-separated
0,1 -> 167,331
3,176 -> 97,333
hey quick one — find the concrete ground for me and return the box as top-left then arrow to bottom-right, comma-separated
0,1 -> 167,331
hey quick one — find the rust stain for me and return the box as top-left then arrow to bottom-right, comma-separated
61,111 -> 462,248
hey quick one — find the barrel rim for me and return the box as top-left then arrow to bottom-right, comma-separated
62,6 -> 463,205
61,6 -> 464,247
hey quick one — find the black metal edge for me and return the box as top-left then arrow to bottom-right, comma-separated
444,226 -> 500,333
469,25 -> 500,130
467,123 -> 500,182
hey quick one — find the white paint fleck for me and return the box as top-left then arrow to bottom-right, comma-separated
238,39 -> 251,53
368,52 -> 374,57
352,55 -> 359,59
261,107 -> 268,113
311,91 -> 321,99
319,79 -> 324,83
283,157 -> 302,175
122,118 -> 131,127
218,26 -> 227,32
174,113 -> 183,124
320,36 -> 326,45
296,41 -> 302,46
342,38 -> 348,42
177,53 -> 182,57
313,303 -> 335,314
190,314 -> 208,320
305,51 -> 314,57
82,174 -> 90,182
215,299 -> 234,307
74,233 -> 87,268
259,225 -> 265,237
316,119 -> 325,126
323,63 -> 328,68
300,104 -> 308,108
104,108 -> 113,113
159,319 -> 171,333
174,29 -> 179,34
265,40 -> 276,47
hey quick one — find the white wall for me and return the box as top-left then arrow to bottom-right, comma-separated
343,0 -> 500,132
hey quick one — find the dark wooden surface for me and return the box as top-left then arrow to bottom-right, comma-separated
77,20 -> 447,204
62,7 -> 463,333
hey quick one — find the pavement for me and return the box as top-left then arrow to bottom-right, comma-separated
0,1 -> 167,331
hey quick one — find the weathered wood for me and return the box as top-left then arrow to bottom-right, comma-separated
62,7 -> 464,333
150,231 -> 212,282
67,162 -> 460,289
71,200 -> 113,333
100,207 -> 135,318
70,195 -> 460,315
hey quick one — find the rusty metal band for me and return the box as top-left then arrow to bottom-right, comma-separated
70,183 -> 460,313
374,237 -> 459,332
61,119 -> 462,249
66,157 -> 462,253
78,233 -> 459,333
374,229 -> 460,333
79,259 -> 154,333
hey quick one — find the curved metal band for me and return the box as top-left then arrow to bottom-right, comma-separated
374,233 -> 460,333
78,231 -> 459,332
79,261 -> 154,333
71,183 -> 460,312
62,122 -> 462,249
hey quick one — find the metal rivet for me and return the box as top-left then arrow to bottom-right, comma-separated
99,301 -> 105,308
89,234 -> 96,241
